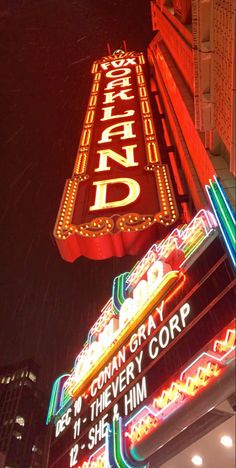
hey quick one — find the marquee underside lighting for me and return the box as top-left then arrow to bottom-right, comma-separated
70,323 -> 236,467
126,325 -> 235,448
54,51 -> 179,261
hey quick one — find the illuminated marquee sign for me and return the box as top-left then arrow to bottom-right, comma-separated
54,51 -> 179,261
47,209 -> 236,468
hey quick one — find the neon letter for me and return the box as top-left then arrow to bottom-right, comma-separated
98,121 -> 136,143
119,297 -> 137,330
111,60 -> 125,68
101,62 -> 110,70
105,77 -> 132,90
133,280 -> 149,307
124,58 -> 137,66
101,105 -> 134,121
106,68 -> 131,78
147,261 -> 172,295
95,145 -> 138,172
103,89 -> 134,104
89,178 -> 140,211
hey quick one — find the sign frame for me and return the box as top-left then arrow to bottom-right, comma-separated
54,51 -> 179,261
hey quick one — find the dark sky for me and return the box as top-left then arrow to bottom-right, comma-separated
0,0 -> 153,397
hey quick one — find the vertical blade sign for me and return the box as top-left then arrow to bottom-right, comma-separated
54,51 -> 179,260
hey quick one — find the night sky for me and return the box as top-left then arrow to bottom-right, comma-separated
0,0 -> 153,397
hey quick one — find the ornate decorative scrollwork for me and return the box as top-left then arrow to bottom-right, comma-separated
116,213 -> 156,232
76,217 -> 114,237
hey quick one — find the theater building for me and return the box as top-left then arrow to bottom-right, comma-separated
148,0 -> 235,215
46,1 -> 235,466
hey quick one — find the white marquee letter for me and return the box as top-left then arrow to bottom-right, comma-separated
105,77 -> 132,90
103,89 -> 134,104
98,121 -> 136,143
89,178 -> 140,211
180,303 -> 191,327
106,68 -> 131,78
95,145 -> 138,172
125,58 -> 137,66
111,60 -> 125,68
101,106 -> 134,121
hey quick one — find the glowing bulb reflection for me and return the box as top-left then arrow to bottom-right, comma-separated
191,455 -> 203,466
220,435 -> 233,448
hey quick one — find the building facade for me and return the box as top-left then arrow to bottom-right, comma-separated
148,0 -> 235,214
0,360 -> 46,468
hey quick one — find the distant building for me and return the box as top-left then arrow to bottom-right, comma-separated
0,452 -> 6,468
0,360 -> 46,468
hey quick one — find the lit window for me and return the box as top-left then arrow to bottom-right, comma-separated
21,371 -> 25,378
1,377 -> 5,383
28,372 -> 36,382
6,377 -> 10,384
32,445 -> 38,452
16,416 -> 25,427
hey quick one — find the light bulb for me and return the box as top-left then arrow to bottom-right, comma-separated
220,435 -> 233,448
191,455 -> 203,466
